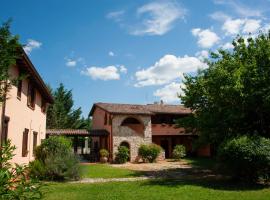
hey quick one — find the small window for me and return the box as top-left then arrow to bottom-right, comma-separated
1,116 -> 10,144
27,82 -> 36,109
22,129 -> 29,157
17,80 -> 22,99
33,131 -> 38,153
104,113 -> 107,125
41,99 -> 47,113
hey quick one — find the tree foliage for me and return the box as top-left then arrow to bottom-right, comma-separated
46,83 -> 91,129
0,20 -> 20,103
0,140 -> 42,199
179,32 -> 270,148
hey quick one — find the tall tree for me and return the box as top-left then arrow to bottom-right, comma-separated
46,83 -> 91,130
0,20 -> 20,145
178,32 -> 270,149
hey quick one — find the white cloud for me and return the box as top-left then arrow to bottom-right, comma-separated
130,1 -> 187,36
154,82 -> 184,103
65,59 -> 77,67
213,0 -> 263,18
135,54 -> 207,87
23,39 -> 42,54
108,51 -> 115,57
242,19 -> 261,33
195,50 -> 209,60
106,10 -> 125,22
221,42 -> 234,49
82,66 -> 120,80
222,18 -> 261,35
191,28 -> 220,48
119,65 -> 127,73
210,11 -> 230,21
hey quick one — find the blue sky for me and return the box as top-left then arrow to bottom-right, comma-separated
1,0 -> 270,117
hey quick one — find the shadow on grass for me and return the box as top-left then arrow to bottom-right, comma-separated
144,178 -> 268,191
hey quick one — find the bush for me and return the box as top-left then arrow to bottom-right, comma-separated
115,146 -> 129,164
30,136 -> 80,181
172,145 -> 186,160
99,149 -> 109,158
217,135 -> 270,183
138,144 -> 162,163
0,140 -> 43,199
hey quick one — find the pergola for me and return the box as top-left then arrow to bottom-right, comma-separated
46,129 -> 90,155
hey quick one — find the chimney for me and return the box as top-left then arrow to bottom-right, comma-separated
160,100 -> 164,105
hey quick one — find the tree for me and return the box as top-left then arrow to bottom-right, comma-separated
0,20 -> 20,146
178,32 -> 270,150
46,83 -> 91,129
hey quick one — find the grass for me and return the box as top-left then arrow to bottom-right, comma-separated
42,159 -> 270,199
79,164 -> 142,179
43,180 -> 270,200
183,157 -> 217,170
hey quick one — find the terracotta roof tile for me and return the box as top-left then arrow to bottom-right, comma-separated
46,129 -> 89,136
90,102 -> 191,115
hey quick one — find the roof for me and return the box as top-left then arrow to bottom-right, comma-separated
17,49 -> 53,104
89,102 -> 191,116
89,129 -> 110,136
46,129 -> 89,136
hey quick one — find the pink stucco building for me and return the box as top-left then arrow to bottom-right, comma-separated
0,50 -> 53,164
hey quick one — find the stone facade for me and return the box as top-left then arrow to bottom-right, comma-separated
112,115 -> 152,162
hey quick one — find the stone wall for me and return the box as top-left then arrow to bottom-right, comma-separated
112,115 -> 152,162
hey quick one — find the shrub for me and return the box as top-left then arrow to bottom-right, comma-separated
115,146 -> 129,164
0,140 -> 42,199
99,149 -> 109,158
138,144 -> 162,163
172,145 -> 186,160
217,135 -> 270,183
30,136 -> 80,181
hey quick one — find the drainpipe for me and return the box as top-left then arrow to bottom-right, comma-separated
0,81 -> 8,147
110,115 -> 114,162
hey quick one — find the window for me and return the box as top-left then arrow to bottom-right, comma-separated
104,113 -> 107,125
1,116 -> 9,144
41,99 -> 47,113
27,82 -> 36,109
17,80 -> 22,99
33,131 -> 38,153
22,129 -> 29,157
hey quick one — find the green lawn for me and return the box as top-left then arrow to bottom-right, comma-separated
183,157 -> 217,170
43,180 -> 270,200
79,164 -> 142,178
42,160 -> 270,200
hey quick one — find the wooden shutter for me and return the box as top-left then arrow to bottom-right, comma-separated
33,131 -> 38,153
17,80 -> 22,99
22,129 -> 29,157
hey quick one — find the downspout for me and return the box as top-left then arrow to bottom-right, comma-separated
110,115 -> 114,162
0,80 -> 8,147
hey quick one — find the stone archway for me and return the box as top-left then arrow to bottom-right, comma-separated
120,117 -> 145,135
120,141 -> 130,161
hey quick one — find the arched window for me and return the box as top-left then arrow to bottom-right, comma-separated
121,117 -> 141,126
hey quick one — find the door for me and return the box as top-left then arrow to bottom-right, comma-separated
160,139 -> 169,158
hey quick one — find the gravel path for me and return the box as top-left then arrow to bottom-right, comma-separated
70,177 -> 156,184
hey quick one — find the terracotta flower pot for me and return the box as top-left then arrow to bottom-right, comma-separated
100,156 -> 108,163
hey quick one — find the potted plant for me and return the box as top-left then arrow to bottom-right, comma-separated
99,149 -> 109,163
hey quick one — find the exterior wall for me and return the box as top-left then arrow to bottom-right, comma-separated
112,115 -> 152,162
92,107 -> 111,133
3,65 -> 47,164
151,124 -> 186,135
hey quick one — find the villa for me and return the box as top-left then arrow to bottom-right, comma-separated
89,102 -> 210,162
0,49 -> 53,164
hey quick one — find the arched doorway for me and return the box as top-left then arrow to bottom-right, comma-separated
119,141 -> 130,161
